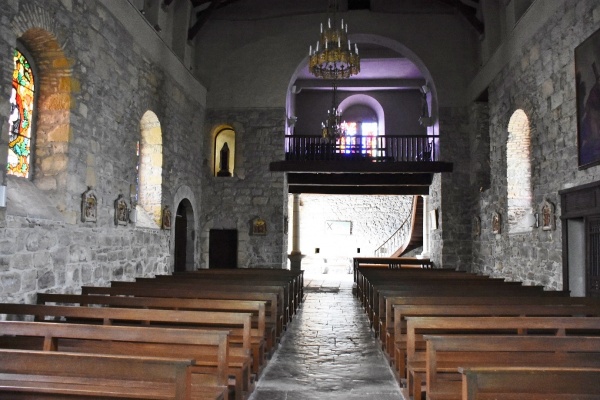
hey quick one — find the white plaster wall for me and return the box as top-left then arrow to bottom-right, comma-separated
194,11 -> 478,108
288,194 -> 413,270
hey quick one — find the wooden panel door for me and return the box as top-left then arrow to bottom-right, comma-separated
587,216 -> 600,297
209,229 -> 237,269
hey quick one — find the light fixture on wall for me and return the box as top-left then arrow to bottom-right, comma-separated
321,80 -> 347,140
308,0 -> 360,80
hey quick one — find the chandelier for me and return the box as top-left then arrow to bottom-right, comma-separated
321,80 -> 347,140
309,1 -> 360,80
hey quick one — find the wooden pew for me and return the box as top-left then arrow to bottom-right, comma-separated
384,296 -> 600,356
142,276 -> 296,322
106,280 -> 289,335
0,304 -> 252,400
366,281 -> 559,334
459,366 -> 600,400
80,285 -> 282,346
0,349 -> 197,399
403,316 -> 600,400
0,320 -> 230,400
173,269 -> 304,312
391,301 -> 600,375
36,293 -> 271,365
425,335 -> 600,400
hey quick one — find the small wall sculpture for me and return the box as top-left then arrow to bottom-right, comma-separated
114,194 -> 129,226
541,199 -> 556,231
492,211 -> 501,234
162,206 -> 172,230
81,187 -> 97,223
252,217 -> 267,235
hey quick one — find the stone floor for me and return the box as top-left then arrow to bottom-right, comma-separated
248,267 -> 404,400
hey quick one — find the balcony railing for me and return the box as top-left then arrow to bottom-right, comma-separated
284,135 -> 438,162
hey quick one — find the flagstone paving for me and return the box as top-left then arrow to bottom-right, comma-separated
248,269 -> 404,400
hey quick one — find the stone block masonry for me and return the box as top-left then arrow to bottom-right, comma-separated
469,0 -> 600,289
0,0 -> 205,302
201,108 -> 287,269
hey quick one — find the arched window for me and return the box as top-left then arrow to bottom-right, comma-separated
507,109 -> 533,233
214,127 -> 235,177
338,104 -> 380,157
138,111 -> 163,226
8,47 -> 36,178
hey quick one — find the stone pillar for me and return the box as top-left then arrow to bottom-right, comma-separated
420,195 -> 430,258
288,193 -> 304,271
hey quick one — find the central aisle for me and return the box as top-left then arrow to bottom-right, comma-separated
249,270 -> 404,400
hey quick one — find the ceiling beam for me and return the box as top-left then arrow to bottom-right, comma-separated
287,173 -> 433,186
288,185 -> 430,195
188,0 -> 219,41
433,0 -> 484,35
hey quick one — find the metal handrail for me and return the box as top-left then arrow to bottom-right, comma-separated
284,134 -> 438,162
374,211 -> 413,257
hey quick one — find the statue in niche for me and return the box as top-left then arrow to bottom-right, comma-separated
114,194 -> 129,226
217,142 -> 232,177
492,211 -> 501,234
81,187 -> 97,223
541,199 -> 555,231
162,206 -> 172,230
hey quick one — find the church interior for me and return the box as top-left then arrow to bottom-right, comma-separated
1,0 -> 600,399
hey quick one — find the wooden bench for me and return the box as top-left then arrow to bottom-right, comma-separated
425,335 -> 600,400
80,285 -> 282,346
105,280 -> 289,335
383,295 -> 600,356
0,320 -> 230,399
365,281 -> 559,334
459,366 -> 600,400
173,269 -> 304,312
36,293 -> 271,365
0,303 -> 252,400
143,276 -> 297,322
403,316 -> 600,400
391,302 -> 600,376
0,349 -> 198,399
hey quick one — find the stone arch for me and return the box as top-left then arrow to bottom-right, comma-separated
172,185 -> 198,271
338,94 -> 385,135
506,109 -> 533,233
286,33 -> 438,135
138,110 -> 163,226
9,5 -> 73,210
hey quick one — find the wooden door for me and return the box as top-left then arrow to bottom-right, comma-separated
587,216 -> 600,297
209,229 -> 237,269
174,210 -> 187,272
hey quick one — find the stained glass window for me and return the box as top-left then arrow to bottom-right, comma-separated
337,122 -> 380,157
8,48 -> 35,178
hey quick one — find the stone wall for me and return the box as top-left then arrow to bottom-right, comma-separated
0,0 -> 206,302
470,0 -> 600,289
290,194 -> 413,272
432,106 -> 475,270
201,108 -> 287,269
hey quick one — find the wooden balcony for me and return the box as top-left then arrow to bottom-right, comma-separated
270,135 -> 453,195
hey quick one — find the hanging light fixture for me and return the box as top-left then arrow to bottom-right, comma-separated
321,80 -> 347,140
309,0 -> 360,80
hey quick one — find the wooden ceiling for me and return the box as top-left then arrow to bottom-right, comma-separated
185,0 -> 482,41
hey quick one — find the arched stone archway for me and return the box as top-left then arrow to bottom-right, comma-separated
174,198 -> 195,272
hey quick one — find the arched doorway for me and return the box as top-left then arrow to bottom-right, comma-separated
174,198 -> 195,272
